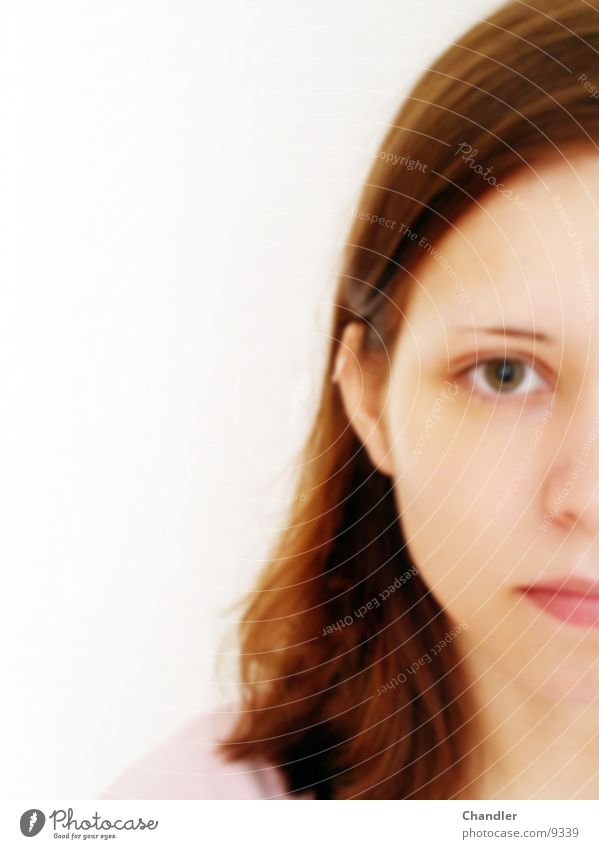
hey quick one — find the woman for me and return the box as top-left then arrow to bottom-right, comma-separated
103,0 -> 599,799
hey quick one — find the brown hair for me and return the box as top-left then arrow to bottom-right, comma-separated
216,0 -> 599,798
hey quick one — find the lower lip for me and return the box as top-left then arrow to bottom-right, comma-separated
520,588 -> 599,628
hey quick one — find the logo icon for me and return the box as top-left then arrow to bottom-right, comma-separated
19,809 -> 46,837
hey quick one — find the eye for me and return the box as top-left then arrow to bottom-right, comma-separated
462,357 -> 549,398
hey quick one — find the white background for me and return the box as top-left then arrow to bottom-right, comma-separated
0,0 -> 500,798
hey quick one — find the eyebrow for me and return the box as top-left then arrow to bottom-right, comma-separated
454,325 -> 552,343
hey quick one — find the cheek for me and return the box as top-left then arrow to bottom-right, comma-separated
389,400 -> 539,616
389,404 -> 599,707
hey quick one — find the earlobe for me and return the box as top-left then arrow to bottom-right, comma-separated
333,322 -> 394,477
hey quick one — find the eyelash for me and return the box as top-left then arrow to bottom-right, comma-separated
457,355 -> 551,399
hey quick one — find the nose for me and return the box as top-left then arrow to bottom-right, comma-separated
542,406 -> 599,532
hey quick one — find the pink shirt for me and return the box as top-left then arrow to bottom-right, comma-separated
100,709 -> 314,800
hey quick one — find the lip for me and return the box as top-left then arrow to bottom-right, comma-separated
517,578 -> 599,629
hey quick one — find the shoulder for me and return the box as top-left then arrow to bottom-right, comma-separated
99,708 -> 311,800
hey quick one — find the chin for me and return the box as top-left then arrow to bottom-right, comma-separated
521,669 -> 599,708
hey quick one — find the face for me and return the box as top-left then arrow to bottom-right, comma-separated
379,147 -> 599,708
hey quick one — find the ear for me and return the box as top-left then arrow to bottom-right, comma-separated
332,321 -> 394,477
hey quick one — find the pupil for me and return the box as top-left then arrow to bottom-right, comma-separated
487,359 -> 522,392
497,361 -> 514,383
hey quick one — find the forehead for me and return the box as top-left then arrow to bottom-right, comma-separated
401,147 -> 599,331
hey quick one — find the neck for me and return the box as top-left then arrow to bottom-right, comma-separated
457,646 -> 599,799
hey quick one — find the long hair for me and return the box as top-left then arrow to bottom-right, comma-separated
215,0 -> 599,799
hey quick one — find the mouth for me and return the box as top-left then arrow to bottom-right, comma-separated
516,578 -> 599,629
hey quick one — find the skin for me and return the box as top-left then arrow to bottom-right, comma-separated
335,146 -> 599,799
